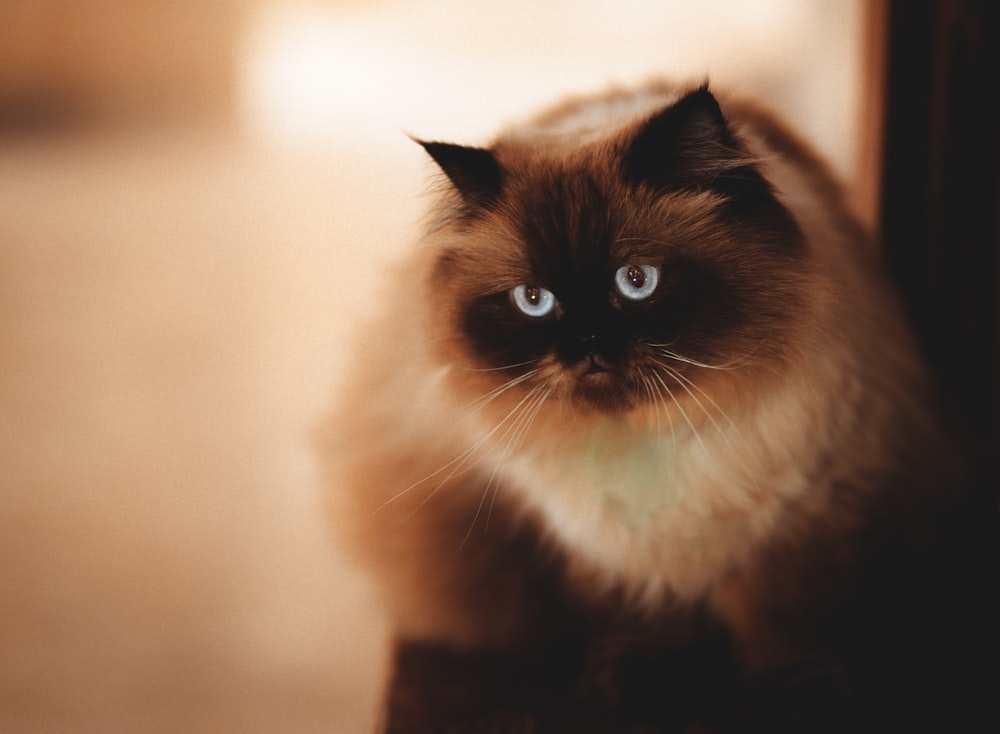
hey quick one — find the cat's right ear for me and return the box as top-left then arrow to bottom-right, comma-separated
414,139 -> 502,207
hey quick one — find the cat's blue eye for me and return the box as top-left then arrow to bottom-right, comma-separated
511,284 -> 557,318
614,264 -> 659,301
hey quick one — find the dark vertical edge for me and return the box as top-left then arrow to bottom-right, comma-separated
879,0 -> 1000,510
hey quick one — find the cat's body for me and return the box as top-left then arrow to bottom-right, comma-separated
326,82 -> 979,732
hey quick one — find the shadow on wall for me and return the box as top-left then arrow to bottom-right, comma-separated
0,1 -> 243,131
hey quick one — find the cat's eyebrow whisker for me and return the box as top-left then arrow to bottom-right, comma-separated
611,235 -> 649,248
612,232 -> 699,253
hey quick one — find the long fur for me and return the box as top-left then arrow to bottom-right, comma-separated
323,81 -> 972,732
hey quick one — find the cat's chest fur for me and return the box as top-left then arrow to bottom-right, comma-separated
479,402 -> 803,604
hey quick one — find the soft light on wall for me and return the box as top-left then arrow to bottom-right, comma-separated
238,0 -> 864,184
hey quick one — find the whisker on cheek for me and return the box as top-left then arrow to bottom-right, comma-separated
371,369 -> 543,516
650,341 -> 767,372
647,365 -> 709,454
461,367 -> 540,413
462,383 -> 553,546
460,359 -> 542,373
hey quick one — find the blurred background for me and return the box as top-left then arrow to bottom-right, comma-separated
1,1 -> 876,732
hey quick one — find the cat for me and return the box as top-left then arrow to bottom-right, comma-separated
323,81 -> 984,733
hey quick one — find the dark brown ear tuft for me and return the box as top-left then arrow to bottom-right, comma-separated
624,85 -> 744,192
624,86 -> 798,237
416,139 -> 502,207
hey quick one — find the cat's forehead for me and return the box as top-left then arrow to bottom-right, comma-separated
499,85 -> 683,148
488,151 -> 726,257
460,179 -> 725,284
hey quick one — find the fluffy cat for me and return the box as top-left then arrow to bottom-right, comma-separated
324,82 -> 980,732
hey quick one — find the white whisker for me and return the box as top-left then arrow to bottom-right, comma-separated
653,359 -> 731,447
649,367 -> 708,456
462,384 -> 552,545
461,359 -> 540,373
652,357 -> 761,494
657,359 -> 742,437
372,375 -> 544,517
650,342 -> 764,371
462,369 -> 538,412
638,372 -> 659,435
639,371 -> 669,437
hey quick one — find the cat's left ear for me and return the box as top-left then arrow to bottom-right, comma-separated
623,85 -> 754,193
415,139 -> 502,207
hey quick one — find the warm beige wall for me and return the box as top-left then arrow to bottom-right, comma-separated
0,1 -> 245,127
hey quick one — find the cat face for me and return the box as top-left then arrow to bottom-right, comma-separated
423,88 -> 810,418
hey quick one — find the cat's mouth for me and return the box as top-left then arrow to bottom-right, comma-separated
578,353 -> 614,377
569,355 -> 632,412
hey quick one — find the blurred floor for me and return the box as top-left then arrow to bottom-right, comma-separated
0,126 -> 433,731
0,1 -> 865,732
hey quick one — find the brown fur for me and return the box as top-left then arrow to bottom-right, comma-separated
323,82 -> 975,732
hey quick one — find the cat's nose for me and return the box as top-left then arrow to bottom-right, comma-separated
573,333 -> 604,358
559,335 -> 597,369
570,334 -> 616,372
